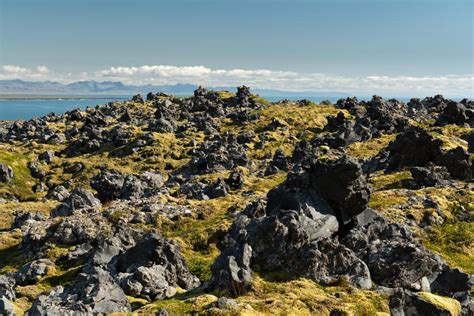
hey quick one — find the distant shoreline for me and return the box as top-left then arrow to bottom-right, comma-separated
0,94 -> 130,100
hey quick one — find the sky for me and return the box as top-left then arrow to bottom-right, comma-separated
0,0 -> 473,97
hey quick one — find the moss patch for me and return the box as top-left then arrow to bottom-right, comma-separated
417,292 -> 461,316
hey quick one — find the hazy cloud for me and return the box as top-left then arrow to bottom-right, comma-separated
36,66 -> 50,74
2,65 -> 28,74
1,64 -> 473,97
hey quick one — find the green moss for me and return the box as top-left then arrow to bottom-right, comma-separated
0,144 -> 42,200
417,292 -> 461,316
41,265 -> 83,288
183,244 -> 220,282
423,221 -> 474,274
0,240 -> 28,274
369,171 -> 412,191
217,90 -> 235,100
347,134 -> 397,159
140,298 -> 195,315
369,190 -> 409,210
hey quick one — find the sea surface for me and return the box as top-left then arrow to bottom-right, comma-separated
0,97 -> 129,121
0,95 -> 419,121
0,96 -> 336,121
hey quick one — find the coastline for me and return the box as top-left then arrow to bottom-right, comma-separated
0,94 -> 130,100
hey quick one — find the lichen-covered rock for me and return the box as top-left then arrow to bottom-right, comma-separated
0,275 -> 15,300
52,187 -> 101,217
210,153 -> 373,295
91,169 -> 164,202
111,232 -> 200,300
53,209 -> 109,245
28,267 -> 131,315
390,289 -> 461,316
383,126 -> 473,181
342,212 -> 444,291
46,185 -> 70,201
15,259 -> 55,285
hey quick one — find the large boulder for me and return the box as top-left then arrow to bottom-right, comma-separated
307,155 -> 371,223
386,126 -> 443,170
111,233 -> 200,300
28,267 -> 131,315
435,101 -> 470,127
467,132 -> 474,153
210,243 -> 253,297
91,170 -> 163,202
342,213 -> 443,291
430,268 -> 474,315
131,94 -> 144,103
210,153 -> 373,296
384,126 -> 473,181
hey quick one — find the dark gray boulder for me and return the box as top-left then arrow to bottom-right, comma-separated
410,166 -> 450,188
0,164 -> 13,183
132,94 -> 144,103
366,241 -> 441,289
111,233 -> 200,300
46,133 -> 65,145
53,209 -> 108,245
226,170 -> 245,190
0,275 -> 15,300
179,182 -> 209,200
91,170 -> 164,202
27,161 -> 45,179
430,268 -> 474,315
52,187 -> 101,217
467,132 -> 474,153
210,154 -> 373,296
386,126 -> 443,171
384,126 -> 472,181
205,178 -> 229,199
46,185 -> 70,201
38,150 -> 55,164
28,267 -> 131,315
435,101 -> 470,127
11,211 -> 47,231
342,215 -> 443,291
210,243 -> 253,297
307,155 -> 371,223
437,146 -> 472,181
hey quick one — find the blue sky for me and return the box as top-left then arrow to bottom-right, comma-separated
0,0 -> 472,96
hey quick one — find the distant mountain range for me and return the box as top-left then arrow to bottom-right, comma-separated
0,79 -> 349,98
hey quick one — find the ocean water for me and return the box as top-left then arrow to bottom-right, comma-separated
0,98 -> 128,121
0,96 -> 345,121
0,95 -> 422,121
